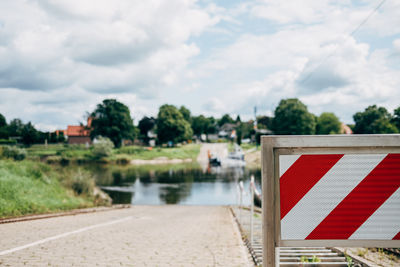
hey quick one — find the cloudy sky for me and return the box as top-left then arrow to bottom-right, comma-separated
0,0 -> 399,131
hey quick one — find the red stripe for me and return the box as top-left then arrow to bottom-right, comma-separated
280,154 -> 343,219
306,153 -> 400,240
393,232 -> 400,240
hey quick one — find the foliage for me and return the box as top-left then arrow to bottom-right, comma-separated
316,112 -> 341,134
157,104 -> 193,144
0,160 -> 93,218
218,114 -> 234,126
138,116 -> 156,144
235,115 -> 241,123
92,137 -> 114,158
353,105 -> 398,134
21,122 -> 38,146
65,169 -> 95,196
0,113 -> 6,127
191,115 -> 217,137
241,121 -> 255,139
1,146 -> 26,160
300,255 -> 320,263
0,139 -> 17,145
257,116 -> 272,129
179,106 -> 191,123
392,107 -> 400,131
90,99 -> 135,147
271,98 -> 316,135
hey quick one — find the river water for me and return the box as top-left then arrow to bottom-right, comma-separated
82,163 -> 261,205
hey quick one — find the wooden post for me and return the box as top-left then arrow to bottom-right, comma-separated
262,137 -> 276,267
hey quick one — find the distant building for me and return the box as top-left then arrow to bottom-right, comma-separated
340,123 -> 353,135
218,123 -> 237,138
66,118 -> 92,145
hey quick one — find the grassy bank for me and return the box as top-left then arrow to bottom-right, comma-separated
0,159 -> 108,218
112,144 -> 200,161
24,143 -> 200,164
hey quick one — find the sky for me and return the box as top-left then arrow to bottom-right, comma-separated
0,0 -> 399,131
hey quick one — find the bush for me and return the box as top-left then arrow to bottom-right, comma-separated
0,139 -> 17,145
2,146 -> 26,161
92,137 -> 114,158
67,169 -> 95,196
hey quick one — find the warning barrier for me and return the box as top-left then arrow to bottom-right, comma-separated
261,135 -> 400,267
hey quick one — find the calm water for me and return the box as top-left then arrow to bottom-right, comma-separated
82,163 -> 261,205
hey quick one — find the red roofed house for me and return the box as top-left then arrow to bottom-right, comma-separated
66,118 -> 92,145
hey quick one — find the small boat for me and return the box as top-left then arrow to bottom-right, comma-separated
209,156 -> 221,166
228,144 -> 245,161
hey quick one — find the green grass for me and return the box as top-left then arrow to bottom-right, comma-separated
112,144 -> 200,161
0,160 -> 94,218
24,144 -> 200,163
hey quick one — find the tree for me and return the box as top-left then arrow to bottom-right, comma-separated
0,113 -> 6,128
157,104 -> 193,144
353,105 -> 398,134
235,115 -> 241,123
0,113 -> 8,139
392,107 -> 400,131
191,115 -> 207,137
179,106 -> 191,123
138,116 -> 156,144
316,112 -> 341,134
7,119 -> 24,137
191,116 -> 217,137
21,122 -> 38,146
218,114 -> 234,126
257,116 -> 272,129
271,98 -> 316,135
90,99 -> 135,147
205,116 -> 217,134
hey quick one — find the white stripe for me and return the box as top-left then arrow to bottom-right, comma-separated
279,155 -> 301,177
281,154 -> 386,240
350,187 -> 400,240
0,216 -> 133,256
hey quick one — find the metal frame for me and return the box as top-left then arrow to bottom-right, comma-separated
261,135 -> 400,267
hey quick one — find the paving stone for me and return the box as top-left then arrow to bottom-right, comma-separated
0,206 -> 252,266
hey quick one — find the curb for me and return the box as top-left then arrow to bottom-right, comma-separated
0,204 -> 131,224
230,206 -> 261,267
331,247 -> 378,267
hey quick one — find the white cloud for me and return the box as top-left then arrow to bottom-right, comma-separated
0,0 -> 399,130
0,0 -> 219,129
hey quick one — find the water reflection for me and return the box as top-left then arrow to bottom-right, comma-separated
80,163 -> 261,205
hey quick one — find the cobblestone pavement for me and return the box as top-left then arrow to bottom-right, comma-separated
0,206 -> 252,266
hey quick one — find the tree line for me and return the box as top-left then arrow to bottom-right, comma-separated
0,98 -> 399,147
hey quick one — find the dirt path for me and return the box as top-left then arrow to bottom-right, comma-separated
0,206 -> 252,266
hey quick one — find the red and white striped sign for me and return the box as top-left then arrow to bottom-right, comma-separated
279,153 -> 400,240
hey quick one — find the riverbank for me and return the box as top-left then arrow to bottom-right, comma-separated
0,159 -> 110,218
25,143 -> 200,165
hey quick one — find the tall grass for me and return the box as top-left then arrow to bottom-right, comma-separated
0,160 -> 97,218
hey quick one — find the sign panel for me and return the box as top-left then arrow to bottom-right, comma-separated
261,135 -> 400,267
279,153 -> 400,241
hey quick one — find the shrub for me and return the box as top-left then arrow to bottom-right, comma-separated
92,137 -> 114,158
67,169 -> 95,196
2,146 -> 26,161
0,139 -> 17,145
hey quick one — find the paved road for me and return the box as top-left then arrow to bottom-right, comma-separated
0,206 -> 252,266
